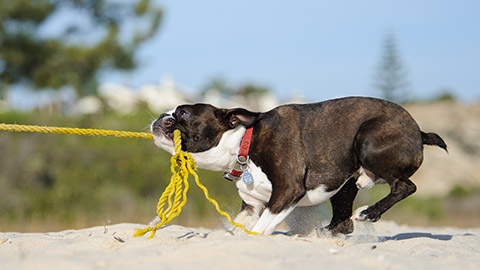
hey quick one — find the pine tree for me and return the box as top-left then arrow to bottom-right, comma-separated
373,32 -> 409,102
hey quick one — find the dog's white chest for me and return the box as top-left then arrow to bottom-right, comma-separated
235,162 -> 272,206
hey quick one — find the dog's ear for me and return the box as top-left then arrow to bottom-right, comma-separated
222,108 -> 260,128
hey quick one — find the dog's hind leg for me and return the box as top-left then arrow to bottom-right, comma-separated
326,176 -> 358,234
352,117 -> 422,222
353,177 -> 416,222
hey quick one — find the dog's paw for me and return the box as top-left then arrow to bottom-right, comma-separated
351,205 -> 370,221
326,219 -> 354,235
229,224 -> 253,235
351,206 -> 382,222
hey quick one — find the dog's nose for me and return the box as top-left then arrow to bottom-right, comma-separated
163,117 -> 175,128
157,113 -> 175,128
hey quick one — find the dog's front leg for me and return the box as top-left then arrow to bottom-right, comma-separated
251,178 -> 306,235
326,176 -> 358,235
232,200 -> 264,233
252,205 -> 298,234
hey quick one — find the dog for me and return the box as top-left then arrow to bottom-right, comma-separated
151,96 -> 447,235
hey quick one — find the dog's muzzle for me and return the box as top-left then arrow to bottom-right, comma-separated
152,114 -> 176,140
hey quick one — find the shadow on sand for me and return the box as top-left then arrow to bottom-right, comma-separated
381,232 -> 453,241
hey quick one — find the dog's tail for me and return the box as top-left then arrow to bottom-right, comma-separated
421,131 -> 448,153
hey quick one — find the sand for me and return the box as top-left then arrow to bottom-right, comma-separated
1,221 -> 479,270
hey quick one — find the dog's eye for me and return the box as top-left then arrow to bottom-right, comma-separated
179,110 -> 190,118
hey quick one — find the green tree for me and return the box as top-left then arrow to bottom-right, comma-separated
236,83 -> 270,97
373,32 -> 409,102
201,76 -> 271,98
0,0 -> 162,97
201,76 -> 234,97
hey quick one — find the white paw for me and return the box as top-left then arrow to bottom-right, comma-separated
230,211 -> 257,234
351,205 -> 369,221
231,224 -> 249,235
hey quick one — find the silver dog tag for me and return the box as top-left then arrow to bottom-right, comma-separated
242,170 -> 254,185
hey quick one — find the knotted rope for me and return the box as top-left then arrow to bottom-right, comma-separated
134,129 -> 259,237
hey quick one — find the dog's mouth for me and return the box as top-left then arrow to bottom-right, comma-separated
151,118 -> 176,141
152,125 -> 175,141
160,129 -> 175,140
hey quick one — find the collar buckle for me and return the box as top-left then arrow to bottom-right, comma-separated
237,155 -> 249,165
223,171 -> 241,181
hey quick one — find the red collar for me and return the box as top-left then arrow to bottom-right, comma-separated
223,127 -> 253,181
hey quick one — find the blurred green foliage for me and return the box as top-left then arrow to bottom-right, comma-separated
0,0 -> 163,96
430,92 -> 457,103
0,108 -> 241,232
200,75 -> 272,98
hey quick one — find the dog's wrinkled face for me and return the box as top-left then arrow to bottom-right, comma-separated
151,103 -> 259,153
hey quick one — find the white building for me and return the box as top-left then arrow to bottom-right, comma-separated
138,76 -> 191,113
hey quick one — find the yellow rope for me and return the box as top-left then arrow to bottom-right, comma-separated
134,129 -> 260,237
0,123 -> 258,236
0,123 -> 153,140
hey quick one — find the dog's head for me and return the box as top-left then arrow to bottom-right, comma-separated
151,104 -> 259,153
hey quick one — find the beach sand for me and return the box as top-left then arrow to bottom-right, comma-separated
1,220 -> 479,270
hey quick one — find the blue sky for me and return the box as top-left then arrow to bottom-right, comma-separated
107,0 -> 479,102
